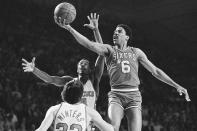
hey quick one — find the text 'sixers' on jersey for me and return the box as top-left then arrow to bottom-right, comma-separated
106,47 -> 140,90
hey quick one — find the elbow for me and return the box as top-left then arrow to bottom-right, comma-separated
89,46 -> 105,56
44,79 -> 53,84
85,42 -> 106,56
97,51 -> 105,56
152,68 -> 161,77
96,48 -> 106,56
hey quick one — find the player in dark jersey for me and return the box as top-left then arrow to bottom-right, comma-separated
22,13 -> 103,110
35,79 -> 114,131
55,16 -> 191,131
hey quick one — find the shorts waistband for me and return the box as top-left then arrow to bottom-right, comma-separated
111,88 -> 139,92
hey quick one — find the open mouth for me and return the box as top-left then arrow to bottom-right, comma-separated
113,35 -> 118,41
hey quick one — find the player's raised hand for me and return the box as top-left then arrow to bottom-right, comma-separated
22,57 -> 36,72
177,86 -> 191,102
54,16 -> 71,30
84,13 -> 99,30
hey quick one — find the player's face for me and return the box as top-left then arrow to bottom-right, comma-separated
77,60 -> 90,75
113,27 -> 128,46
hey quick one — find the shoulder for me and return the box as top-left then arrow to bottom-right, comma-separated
105,45 -> 116,59
131,47 -> 146,57
103,44 -> 112,48
60,76 -> 74,84
47,104 -> 62,115
130,47 -> 142,53
104,44 -> 114,53
51,104 -> 62,111
129,47 -> 148,61
73,77 -> 79,81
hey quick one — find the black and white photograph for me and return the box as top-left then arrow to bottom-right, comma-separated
0,0 -> 197,131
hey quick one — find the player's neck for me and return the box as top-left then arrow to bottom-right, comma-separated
65,102 -> 81,105
78,75 -> 89,84
116,43 -> 127,50
72,102 -> 82,105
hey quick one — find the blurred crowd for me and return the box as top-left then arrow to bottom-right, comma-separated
1,29 -> 197,131
1,77 -> 196,131
0,1 -> 197,131
141,102 -> 197,131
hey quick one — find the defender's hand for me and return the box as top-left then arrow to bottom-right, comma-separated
177,86 -> 191,102
22,57 -> 36,72
84,13 -> 99,30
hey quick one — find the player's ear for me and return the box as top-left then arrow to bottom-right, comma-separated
126,35 -> 129,41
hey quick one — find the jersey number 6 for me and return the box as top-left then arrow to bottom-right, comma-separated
121,60 -> 130,73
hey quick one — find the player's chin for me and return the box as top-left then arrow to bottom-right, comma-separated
82,71 -> 89,75
78,70 -> 88,74
113,41 -> 119,45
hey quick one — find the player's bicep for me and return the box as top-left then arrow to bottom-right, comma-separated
36,107 -> 55,131
87,42 -> 111,56
137,49 -> 157,74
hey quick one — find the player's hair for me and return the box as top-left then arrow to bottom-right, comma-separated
78,59 -> 90,66
61,79 -> 83,104
117,24 -> 133,44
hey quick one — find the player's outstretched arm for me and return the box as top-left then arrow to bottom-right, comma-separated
35,105 -> 59,131
22,57 -> 73,87
54,16 -> 113,56
137,48 -> 191,102
84,13 -> 105,96
84,13 -> 103,44
87,107 -> 114,131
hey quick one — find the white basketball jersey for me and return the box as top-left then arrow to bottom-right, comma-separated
54,103 -> 89,131
81,80 -> 96,109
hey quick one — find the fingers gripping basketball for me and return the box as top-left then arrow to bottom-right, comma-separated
54,2 -> 76,24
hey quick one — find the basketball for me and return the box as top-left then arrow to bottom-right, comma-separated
54,2 -> 76,24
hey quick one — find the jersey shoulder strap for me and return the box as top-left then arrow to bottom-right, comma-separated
53,103 -> 63,124
129,46 -> 137,55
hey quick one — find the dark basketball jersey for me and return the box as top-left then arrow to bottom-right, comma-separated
106,46 -> 140,90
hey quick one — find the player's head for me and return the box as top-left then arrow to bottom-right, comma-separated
113,24 -> 132,46
77,59 -> 91,75
61,79 -> 83,104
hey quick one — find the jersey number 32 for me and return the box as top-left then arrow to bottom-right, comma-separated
56,123 -> 82,131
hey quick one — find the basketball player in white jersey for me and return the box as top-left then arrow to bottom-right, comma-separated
35,79 -> 114,131
22,13 -> 103,110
